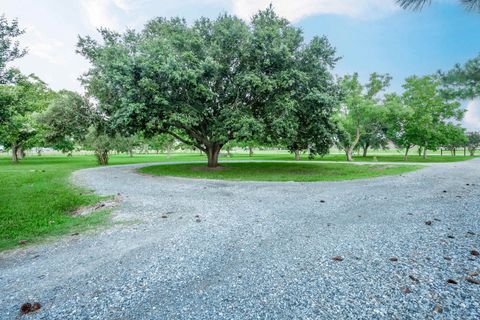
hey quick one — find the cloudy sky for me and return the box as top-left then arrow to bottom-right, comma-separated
2,0 -> 480,130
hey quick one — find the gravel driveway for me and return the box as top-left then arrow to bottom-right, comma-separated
1,159 -> 479,319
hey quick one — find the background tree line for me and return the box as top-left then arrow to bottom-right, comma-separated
1,9 -> 479,166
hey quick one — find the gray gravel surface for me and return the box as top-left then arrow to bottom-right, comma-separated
1,159 -> 479,319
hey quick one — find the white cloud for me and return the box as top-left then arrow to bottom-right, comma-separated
464,100 -> 480,131
112,0 -> 131,12
19,25 -> 66,65
229,0 -> 398,22
80,0 -> 121,29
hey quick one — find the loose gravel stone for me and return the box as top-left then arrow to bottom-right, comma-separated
1,159 -> 479,319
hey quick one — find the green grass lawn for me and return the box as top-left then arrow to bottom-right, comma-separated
0,154 -> 190,251
139,161 -> 422,182
0,150 -> 475,251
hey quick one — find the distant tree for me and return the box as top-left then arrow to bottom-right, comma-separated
111,134 -> 141,157
147,134 -> 177,155
0,75 -> 53,163
77,8 -> 339,167
335,73 -> 391,161
439,124 -> 467,156
466,131 -> 480,155
397,0 -> 480,11
36,91 -> 93,154
0,15 -> 27,84
401,76 -> 464,158
358,125 -> 389,157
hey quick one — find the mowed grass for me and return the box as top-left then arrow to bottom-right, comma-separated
0,154 -> 205,251
0,150 -> 475,251
139,162 -> 423,182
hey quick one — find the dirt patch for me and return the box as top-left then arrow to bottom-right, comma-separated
70,198 -> 118,216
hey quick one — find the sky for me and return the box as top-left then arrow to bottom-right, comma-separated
2,0 -> 480,130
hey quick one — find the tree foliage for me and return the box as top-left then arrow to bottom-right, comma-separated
36,90 -> 93,153
397,0 -> 480,11
283,36 -> 340,159
441,54 -> 480,99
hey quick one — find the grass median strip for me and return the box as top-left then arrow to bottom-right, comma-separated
139,162 -> 423,182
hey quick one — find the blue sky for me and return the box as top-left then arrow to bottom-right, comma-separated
2,0 -> 480,130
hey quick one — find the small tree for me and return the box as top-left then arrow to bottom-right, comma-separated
466,132 -> 480,155
439,124 -> 467,156
335,73 -> 391,161
0,75 -> 53,163
84,129 -> 113,165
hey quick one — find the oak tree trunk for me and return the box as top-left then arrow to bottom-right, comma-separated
248,146 -> 253,157
206,144 -> 222,168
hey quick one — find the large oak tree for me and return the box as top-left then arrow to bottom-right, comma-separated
77,8 -> 339,167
